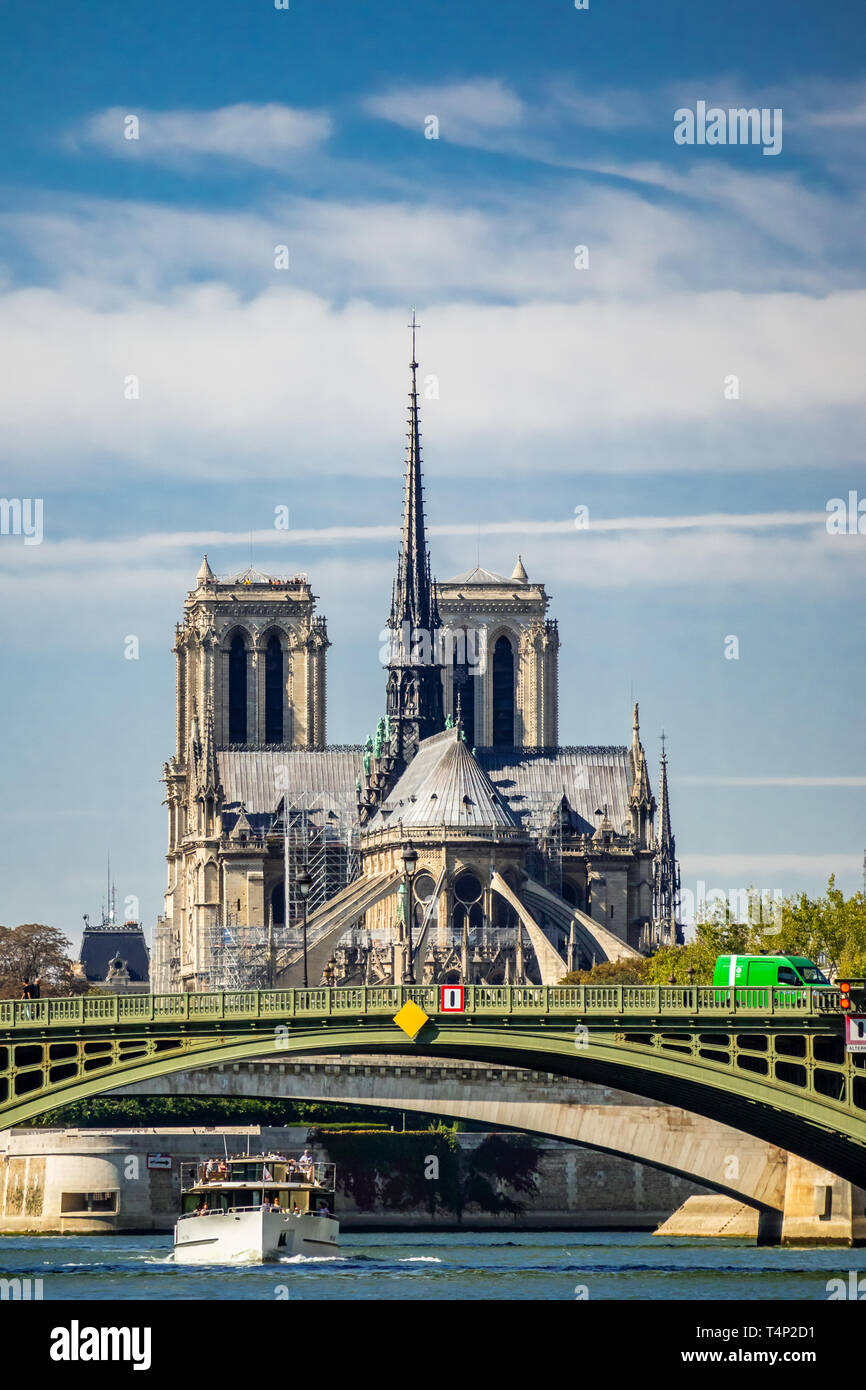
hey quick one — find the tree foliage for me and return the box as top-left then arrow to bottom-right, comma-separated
312,1126 -> 540,1218
556,880 -> 866,987
0,923 -> 86,999
26,1095 -> 439,1130
645,878 -> 866,984
559,958 -> 652,986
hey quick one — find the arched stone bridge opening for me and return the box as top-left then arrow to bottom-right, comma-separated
110,1054 -> 791,1223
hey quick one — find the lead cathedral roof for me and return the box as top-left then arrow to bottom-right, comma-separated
217,740 -> 633,837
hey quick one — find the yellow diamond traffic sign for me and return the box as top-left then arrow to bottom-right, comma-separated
393,1000 -> 430,1040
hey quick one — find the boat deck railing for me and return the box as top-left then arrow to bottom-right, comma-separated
181,1160 -> 336,1191
177,1203 -> 333,1222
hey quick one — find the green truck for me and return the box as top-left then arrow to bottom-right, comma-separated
712,954 -> 831,990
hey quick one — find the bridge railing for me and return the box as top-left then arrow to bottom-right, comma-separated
0,983 -> 843,1031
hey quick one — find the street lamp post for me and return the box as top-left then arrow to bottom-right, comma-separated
296,864 -> 312,987
401,840 -> 418,984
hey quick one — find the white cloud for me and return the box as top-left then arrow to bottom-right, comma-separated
0,510 -> 862,605
0,507 -> 828,568
365,72 -> 866,172
67,103 -> 333,168
364,79 -> 525,142
0,283 -> 863,482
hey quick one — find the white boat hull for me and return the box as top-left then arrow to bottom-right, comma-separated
173,1208 -> 340,1264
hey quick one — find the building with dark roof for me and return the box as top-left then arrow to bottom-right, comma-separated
77,903 -> 150,995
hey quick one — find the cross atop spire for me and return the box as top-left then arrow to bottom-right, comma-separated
408,308 -> 420,368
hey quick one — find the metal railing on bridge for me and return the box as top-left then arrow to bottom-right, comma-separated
0,983 -> 843,1031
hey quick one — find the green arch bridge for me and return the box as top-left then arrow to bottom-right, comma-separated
1,984 -> 864,1186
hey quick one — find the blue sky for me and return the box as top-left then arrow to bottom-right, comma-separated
0,0 -> 864,949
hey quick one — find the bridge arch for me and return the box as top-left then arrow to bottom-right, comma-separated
110,1056 -> 790,1218
1,986 -> 862,1188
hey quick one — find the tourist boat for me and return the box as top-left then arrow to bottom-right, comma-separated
173,1151 -> 339,1263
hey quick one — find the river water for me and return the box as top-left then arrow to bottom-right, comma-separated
2,1231 -> 865,1301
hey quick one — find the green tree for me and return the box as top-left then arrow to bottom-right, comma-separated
641,878 -> 866,984
559,958 -> 652,986
772,878 -> 866,978
0,923 -> 86,999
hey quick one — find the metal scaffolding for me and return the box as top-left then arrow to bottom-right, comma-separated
204,919 -> 287,993
196,790 -> 361,993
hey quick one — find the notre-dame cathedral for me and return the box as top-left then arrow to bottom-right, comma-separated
152,336 -> 681,993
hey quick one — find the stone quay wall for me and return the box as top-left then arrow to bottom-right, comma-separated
0,1124 -> 704,1234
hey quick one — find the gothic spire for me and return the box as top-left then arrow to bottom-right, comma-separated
658,732 -> 673,850
653,732 -> 681,941
196,554 -> 215,587
630,702 -> 652,808
357,314 -> 446,810
389,311 -> 438,634
200,702 -> 221,799
629,702 -> 654,829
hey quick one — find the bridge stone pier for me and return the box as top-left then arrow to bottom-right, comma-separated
111,1054 -> 866,1245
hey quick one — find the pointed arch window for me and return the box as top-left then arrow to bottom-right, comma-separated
265,634 -> 284,743
228,634 -> 247,744
492,635 -> 515,746
270,882 -> 286,928
452,629 -> 476,745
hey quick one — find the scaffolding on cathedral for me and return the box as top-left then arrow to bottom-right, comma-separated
203,918 -> 286,992
194,792 -> 362,993
277,790 -> 361,923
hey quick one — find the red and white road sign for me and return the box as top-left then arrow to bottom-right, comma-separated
845,1015 -> 866,1051
440,985 -> 465,1012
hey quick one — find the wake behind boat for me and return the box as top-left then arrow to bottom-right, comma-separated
173,1150 -> 339,1264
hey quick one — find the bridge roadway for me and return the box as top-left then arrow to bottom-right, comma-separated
1,983 -> 864,1188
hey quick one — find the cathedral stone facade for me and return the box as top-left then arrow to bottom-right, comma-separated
160,567 -> 330,990
153,339 -> 681,993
